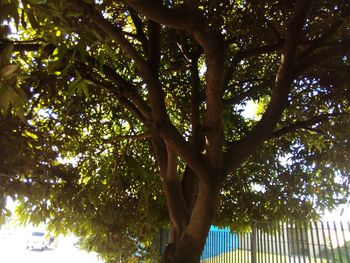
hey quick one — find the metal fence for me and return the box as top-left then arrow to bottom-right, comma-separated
201,221 -> 350,263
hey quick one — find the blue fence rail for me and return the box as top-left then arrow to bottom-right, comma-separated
201,226 -> 238,260
158,221 -> 350,262
201,221 -> 350,263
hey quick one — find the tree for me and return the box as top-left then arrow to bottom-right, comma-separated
1,0 -> 350,262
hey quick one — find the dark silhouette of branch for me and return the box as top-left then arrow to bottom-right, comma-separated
223,77 -> 274,106
224,41 -> 283,88
296,40 -> 350,74
124,0 -> 190,30
270,113 -> 350,139
129,8 -> 148,52
224,0 -> 313,173
103,133 -> 151,143
70,1 -> 150,77
300,18 -> 344,59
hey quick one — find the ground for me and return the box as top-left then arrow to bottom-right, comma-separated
0,229 -> 103,263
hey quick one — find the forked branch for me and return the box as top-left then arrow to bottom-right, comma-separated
224,0 -> 313,173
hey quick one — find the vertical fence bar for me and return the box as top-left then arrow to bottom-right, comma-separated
251,223 -> 257,263
209,230 -> 211,263
275,224 -> 279,263
304,222 -> 312,263
281,222 -> 288,263
238,232 -> 240,263
223,230 -> 225,263
271,225 -> 275,263
299,222 -> 306,263
266,226 -> 270,263
277,222 -> 282,263
243,232 -> 246,263
257,224 -> 261,263
286,221 -> 294,263
243,232 -> 245,263
242,232 -> 244,263
264,227 -> 267,263
326,221 -> 337,263
210,230 -> 215,262
321,221 -> 330,263
247,232 -> 250,263
235,232 -> 238,263
236,232 -> 239,263
309,222 -> 317,263
244,232 -> 247,263
334,221 -> 343,263
293,222 -> 301,263
340,221 -> 350,263
248,231 -> 250,262
315,222 -> 323,263
227,230 -> 229,263
208,230 -> 210,263
249,231 -> 251,262
259,226 -> 262,263
230,231 -> 232,263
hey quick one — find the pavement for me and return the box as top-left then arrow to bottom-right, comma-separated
0,232 -> 103,263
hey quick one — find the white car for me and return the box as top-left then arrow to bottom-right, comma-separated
26,231 -> 50,251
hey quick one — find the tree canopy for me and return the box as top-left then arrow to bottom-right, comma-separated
1,0 -> 350,262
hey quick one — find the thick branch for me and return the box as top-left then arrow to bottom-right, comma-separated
147,20 -> 161,71
70,1 -> 150,76
161,145 -> 190,241
0,42 -> 40,51
270,113 -> 350,139
124,0 -> 190,30
74,57 -> 151,123
224,0 -> 312,173
190,54 -> 201,136
296,41 -> 350,74
129,8 -> 148,52
224,41 -> 283,90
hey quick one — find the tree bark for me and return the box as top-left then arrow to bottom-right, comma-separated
161,181 -> 221,263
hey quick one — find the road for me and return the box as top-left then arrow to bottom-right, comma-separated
0,233 -> 103,263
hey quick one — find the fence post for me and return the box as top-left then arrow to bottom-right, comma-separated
251,222 -> 257,263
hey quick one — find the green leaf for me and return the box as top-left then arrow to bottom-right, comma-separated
81,81 -> 90,98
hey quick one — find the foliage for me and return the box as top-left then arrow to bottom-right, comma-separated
0,0 -> 350,261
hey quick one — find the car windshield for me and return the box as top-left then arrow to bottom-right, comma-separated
32,232 -> 45,237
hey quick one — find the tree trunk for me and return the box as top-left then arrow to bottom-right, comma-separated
161,234 -> 203,263
160,178 -> 221,263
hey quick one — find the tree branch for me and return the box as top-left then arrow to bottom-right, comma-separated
75,62 -> 150,123
129,8 -> 148,52
103,133 -> 151,143
224,0 -> 313,173
296,40 -> 350,74
299,18 -> 344,59
190,53 -> 201,137
270,113 -> 350,139
162,145 -> 190,240
147,20 -> 161,72
124,0 -> 190,30
224,41 -> 283,89
69,1 -> 150,77
0,42 -> 42,52
251,2 -> 282,40
223,76 -> 274,106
